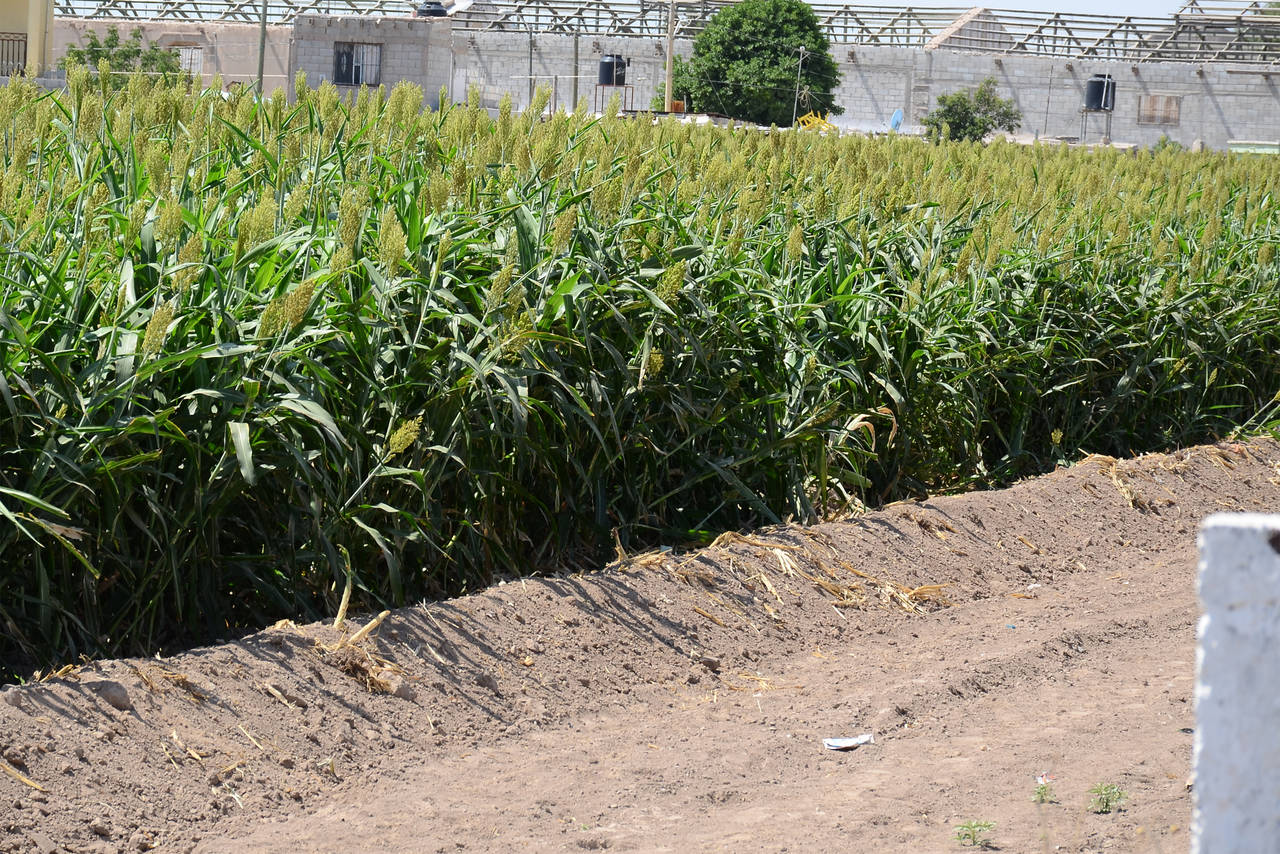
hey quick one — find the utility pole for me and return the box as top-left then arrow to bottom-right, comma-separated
256,0 -> 268,93
664,0 -> 676,111
527,22 -> 535,106
791,46 -> 807,126
572,33 -> 580,106
1042,65 -> 1054,139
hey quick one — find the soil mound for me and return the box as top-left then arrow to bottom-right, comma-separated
2,440 -> 1277,853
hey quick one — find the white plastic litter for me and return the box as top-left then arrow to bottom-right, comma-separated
823,734 -> 874,750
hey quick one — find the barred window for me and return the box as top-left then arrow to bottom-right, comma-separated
177,45 -> 204,76
333,42 -> 381,87
0,33 -> 27,77
1137,94 -> 1181,126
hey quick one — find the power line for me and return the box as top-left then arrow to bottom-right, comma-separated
791,45 -> 807,126
688,75 -> 838,98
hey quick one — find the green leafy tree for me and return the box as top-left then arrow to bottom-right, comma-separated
61,27 -> 181,75
922,77 -> 1021,142
670,0 -> 841,126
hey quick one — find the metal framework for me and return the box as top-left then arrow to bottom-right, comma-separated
55,0 -> 1280,64
54,1 -> 419,23
921,1 -> 1280,64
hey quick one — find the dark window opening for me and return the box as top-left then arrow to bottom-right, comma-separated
333,42 -> 381,87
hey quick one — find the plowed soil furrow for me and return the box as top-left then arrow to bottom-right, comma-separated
196,557 -> 1201,854
1,439 -> 1277,854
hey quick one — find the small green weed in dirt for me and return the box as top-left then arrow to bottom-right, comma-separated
954,819 -> 996,847
1033,782 -> 1057,804
1088,782 -> 1128,813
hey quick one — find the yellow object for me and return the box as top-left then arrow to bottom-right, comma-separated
0,0 -> 53,75
797,111 -> 838,133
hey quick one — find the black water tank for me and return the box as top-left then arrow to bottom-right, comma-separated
598,55 -> 627,86
416,1 -> 447,15
1084,74 -> 1115,111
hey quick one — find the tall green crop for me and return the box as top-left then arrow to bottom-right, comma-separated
1,71 -> 1277,678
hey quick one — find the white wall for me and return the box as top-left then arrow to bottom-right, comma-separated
1194,514 -> 1280,854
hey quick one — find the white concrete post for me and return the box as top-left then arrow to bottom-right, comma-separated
1193,513 -> 1280,854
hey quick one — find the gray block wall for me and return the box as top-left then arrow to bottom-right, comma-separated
54,16 -> 451,106
452,33 -> 1280,149
848,46 -> 1280,149
291,15 -> 451,105
47,14 -> 1280,150
55,19 -> 292,93
453,30 -> 691,113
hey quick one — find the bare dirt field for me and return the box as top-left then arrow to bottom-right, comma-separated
2,439 -> 1278,854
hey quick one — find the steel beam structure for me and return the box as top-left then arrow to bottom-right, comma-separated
54,0 -> 1280,64
54,0 -> 419,23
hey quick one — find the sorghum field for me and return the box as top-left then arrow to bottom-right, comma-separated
2,71 -> 1277,678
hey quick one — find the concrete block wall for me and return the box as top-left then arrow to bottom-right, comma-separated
45,14 -> 1280,150
449,33 -> 1279,148
831,45 -> 1280,148
452,30 -> 692,113
291,15 -> 451,106
929,50 -> 1280,149
832,45 -> 916,132
55,19 -> 291,93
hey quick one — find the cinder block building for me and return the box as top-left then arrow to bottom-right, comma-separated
44,0 -> 1280,150
290,14 -> 451,104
